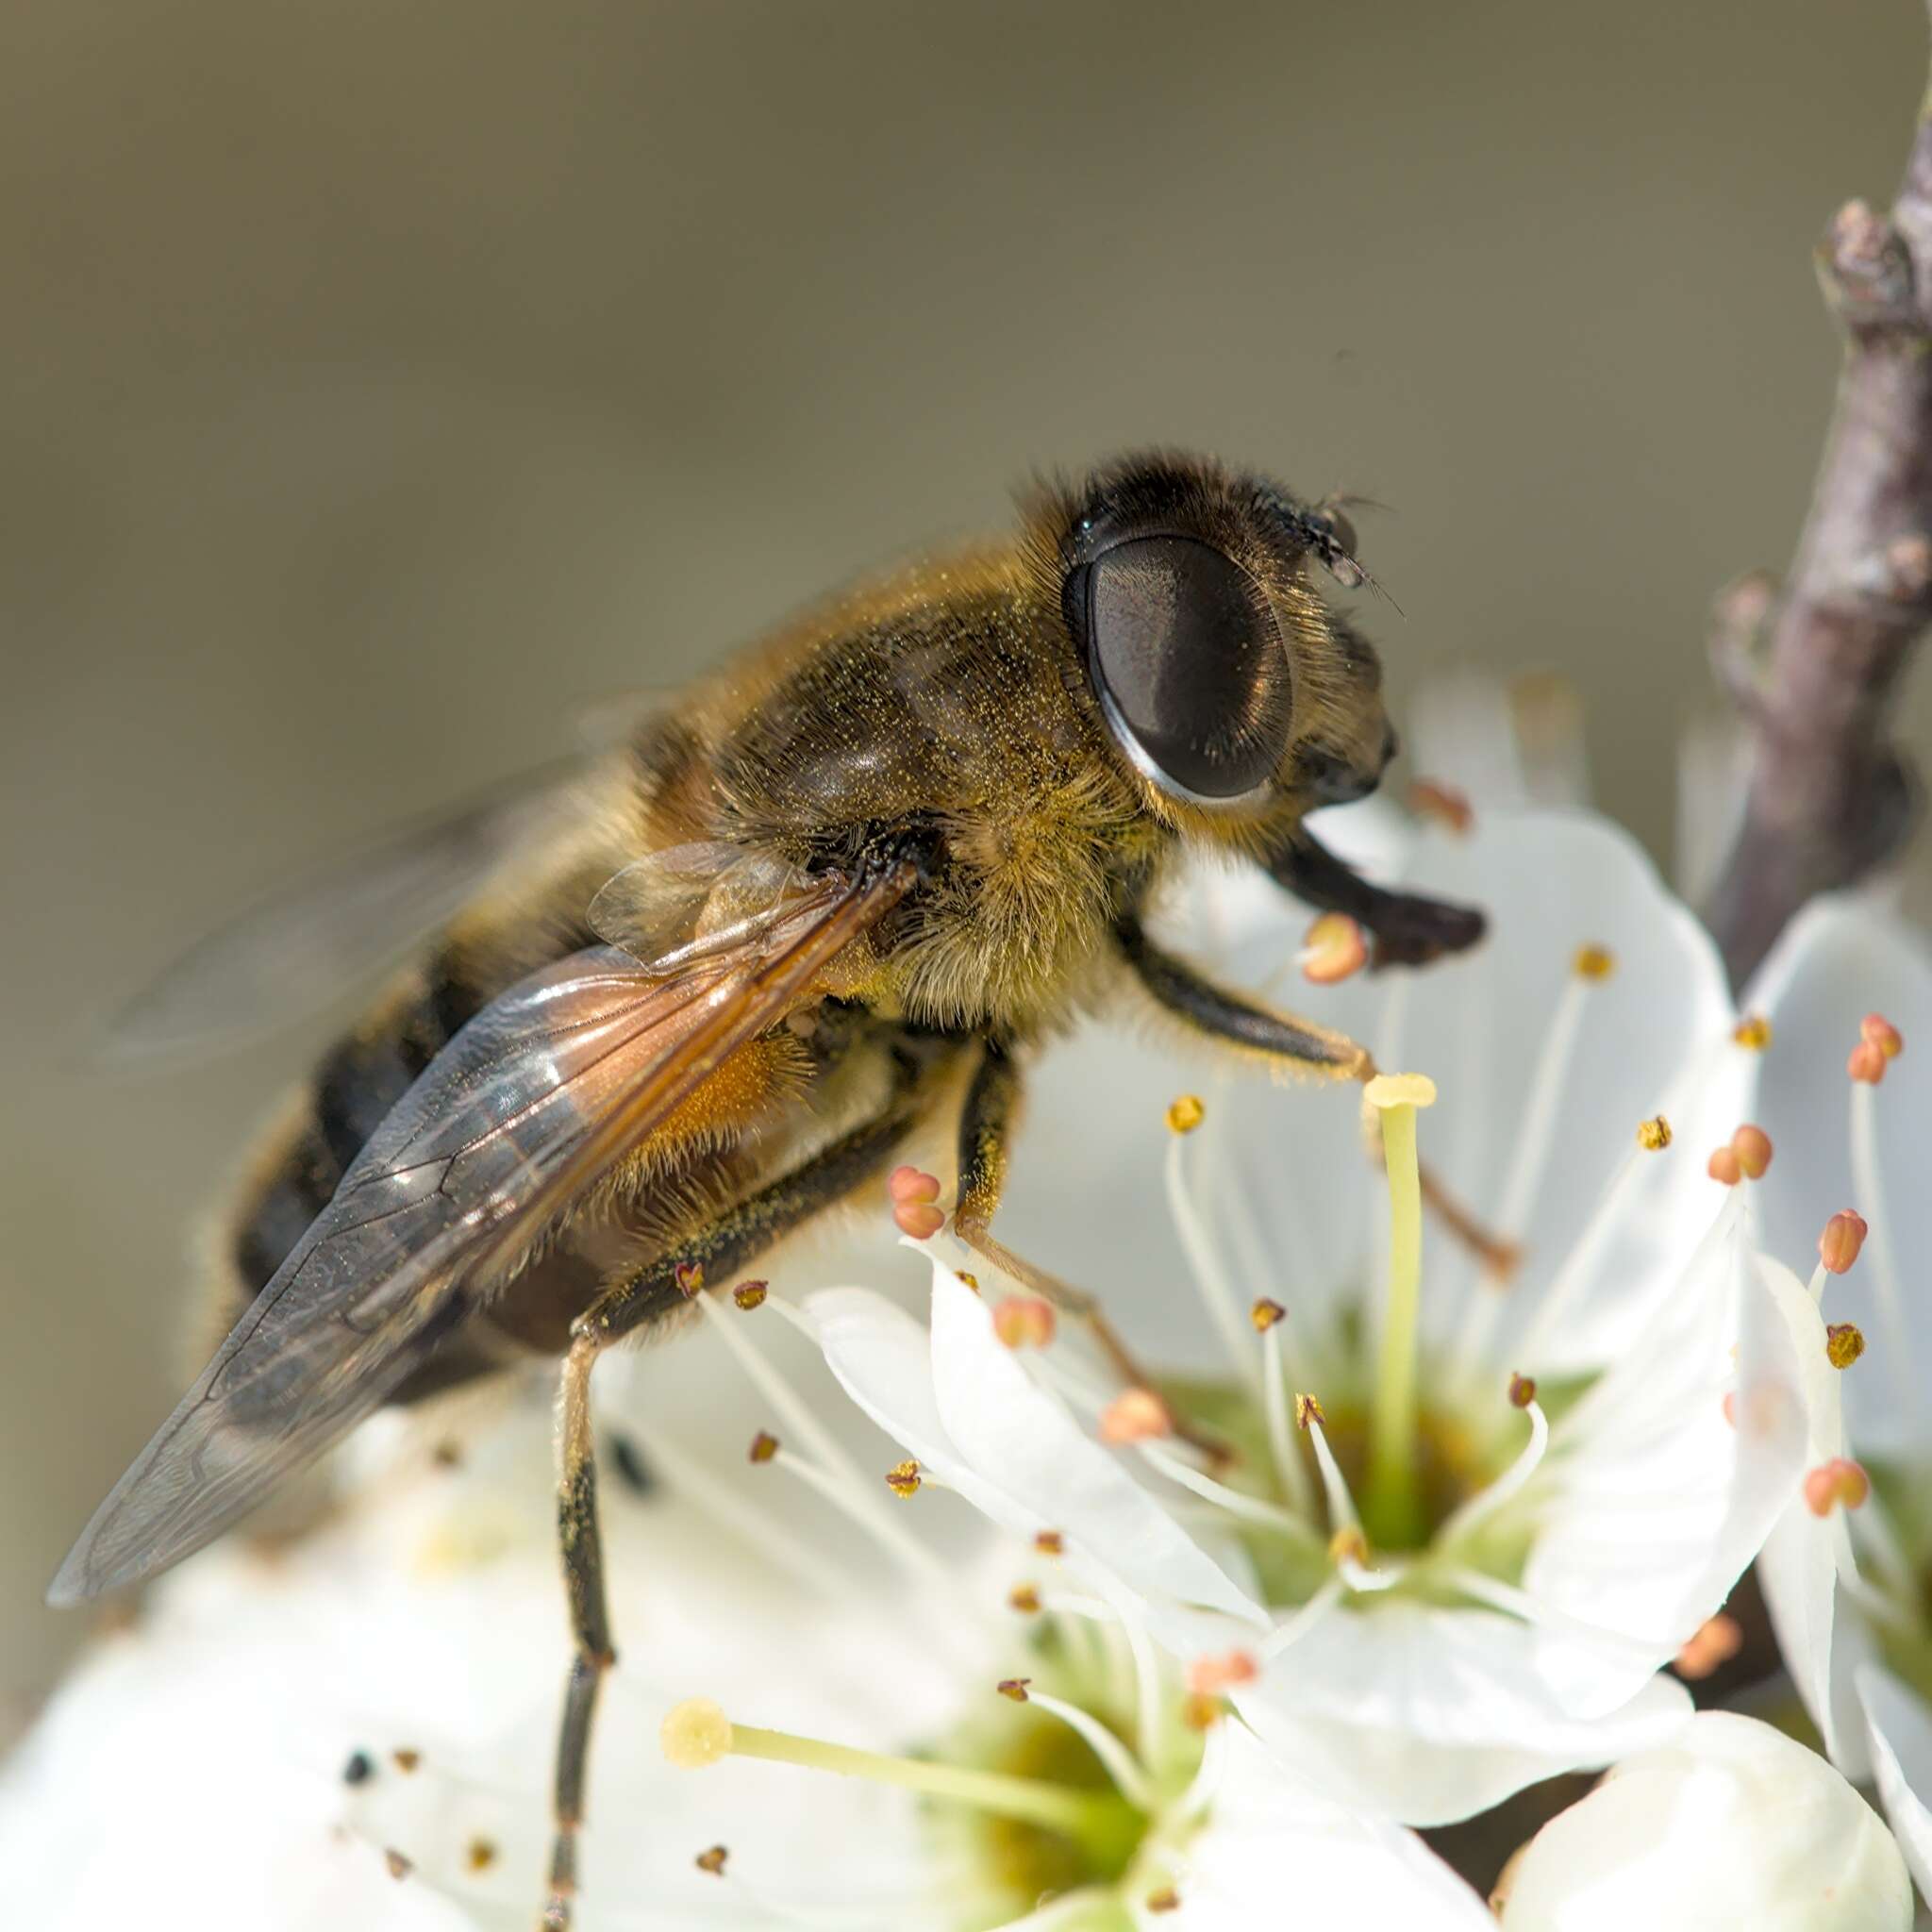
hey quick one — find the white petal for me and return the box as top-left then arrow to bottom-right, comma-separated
1234,1599 -> 1691,1824
1500,1711 -> 1913,1932
1742,894 -> 1932,1450
922,1259 -> 1267,1626
1857,1665 -> 1932,1904
1751,1255 -> 1870,1773
1521,1214 -> 1806,1714
1388,810 -> 1740,1368
805,1283 -> 1039,1537
1178,1724 -> 1493,1929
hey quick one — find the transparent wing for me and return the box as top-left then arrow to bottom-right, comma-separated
97,757 -> 587,1066
588,843 -> 815,974
51,858 -> 915,1603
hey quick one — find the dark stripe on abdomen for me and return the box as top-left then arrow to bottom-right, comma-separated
229,952 -> 490,1293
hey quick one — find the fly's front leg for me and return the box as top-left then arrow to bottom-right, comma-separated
1265,825 -> 1485,969
538,1054 -> 934,1929
1117,917 -> 1515,1274
1117,916 -> 1373,1080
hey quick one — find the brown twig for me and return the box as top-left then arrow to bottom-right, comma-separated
1704,58 -> 1932,986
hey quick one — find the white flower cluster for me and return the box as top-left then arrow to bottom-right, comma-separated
5,782 -> 1930,1930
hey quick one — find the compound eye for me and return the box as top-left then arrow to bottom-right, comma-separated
1074,535 -> 1292,800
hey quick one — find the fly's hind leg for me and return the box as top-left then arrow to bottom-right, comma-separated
537,1049 -> 934,1931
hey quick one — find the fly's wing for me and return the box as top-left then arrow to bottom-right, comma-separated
51,858 -> 915,1604
588,843 -> 816,975
97,758 -> 586,1066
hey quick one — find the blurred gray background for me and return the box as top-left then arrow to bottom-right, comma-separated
3,0 -> 1927,1727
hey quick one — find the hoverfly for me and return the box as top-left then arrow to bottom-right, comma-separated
53,451 -> 1484,1926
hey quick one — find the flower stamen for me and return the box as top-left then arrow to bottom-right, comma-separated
660,1699 -> 1122,1842
1364,1074 -> 1433,1548
1849,1074 -> 1916,1414
1165,1113 -> 1265,1397
1021,1689 -> 1158,1808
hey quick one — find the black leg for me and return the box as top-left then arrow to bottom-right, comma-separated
538,1058 -> 935,1929
1116,917 -> 1372,1078
1265,826 -> 1486,969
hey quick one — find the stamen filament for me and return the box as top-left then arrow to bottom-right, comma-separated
625,1425 -> 848,1601
1137,1441 -> 1323,1548
1305,1418 -> 1363,1538
1366,1094 -> 1425,1548
693,1291 -> 882,1514
1436,1567 -> 1673,1660
1511,1141 -> 1648,1370
1849,1082 -> 1916,1414
1166,1130 -> 1263,1397
770,1446 -> 950,1591
1169,1714 -> 1230,1829
1847,1480 -> 1921,1610
1436,1401 -> 1549,1551
1024,1691 -> 1157,1809
723,1721 -> 1122,1841
1257,1578 -> 1345,1659
1805,1261 -> 1829,1307
1260,1325 -> 1316,1519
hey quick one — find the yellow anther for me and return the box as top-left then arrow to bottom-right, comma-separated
384,1849 -> 413,1881
1363,1071 -> 1437,1110
1825,1323 -> 1866,1371
1008,1584 -> 1041,1614
1733,1015 -> 1773,1051
1146,1887 -> 1181,1914
1034,1529 -> 1064,1556
1181,1691 -> 1226,1731
694,1845 -> 728,1877
662,1698 -> 733,1769
884,1459 -> 923,1498
1251,1296 -> 1287,1332
1636,1115 -> 1673,1151
748,1431 -> 780,1464
1166,1093 -> 1206,1135
1508,1372 -> 1537,1408
1573,943 -> 1616,981
996,1677 -> 1031,1703
1329,1525 -> 1369,1566
732,1279 -> 769,1311
465,1838 -> 498,1874
1294,1392 -> 1326,1431
391,1748 -> 421,1774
